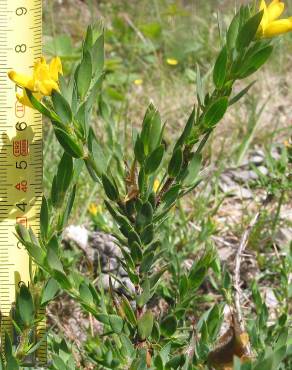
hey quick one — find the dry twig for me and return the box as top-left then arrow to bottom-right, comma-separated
233,195 -> 272,356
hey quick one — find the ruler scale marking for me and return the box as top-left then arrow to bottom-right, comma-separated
0,0 -> 46,364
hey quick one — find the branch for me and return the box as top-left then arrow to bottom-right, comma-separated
233,195 -> 272,356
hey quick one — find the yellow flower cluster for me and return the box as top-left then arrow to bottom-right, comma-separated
8,56 -> 63,107
258,0 -> 292,38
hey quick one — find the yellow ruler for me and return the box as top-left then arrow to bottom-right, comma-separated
0,0 -> 46,364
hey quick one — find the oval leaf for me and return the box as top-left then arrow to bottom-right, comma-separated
138,310 -> 154,340
203,97 -> 228,128
145,145 -> 164,174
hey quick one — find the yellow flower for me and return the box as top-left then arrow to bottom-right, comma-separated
88,203 -> 102,216
134,79 -> 143,86
258,0 -> 292,38
8,56 -> 63,107
166,58 -> 179,66
153,179 -> 160,193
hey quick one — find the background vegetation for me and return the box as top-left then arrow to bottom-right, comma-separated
22,0 -> 292,368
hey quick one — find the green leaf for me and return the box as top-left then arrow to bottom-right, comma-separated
168,146 -> 183,178
15,223 -> 30,243
41,278 -> 59,306
58,184 -> 76,231
149,265 -> 169,288
138,310 -> 154,340
87,128 -> 107,178
128,230 -> 141,247
76,101 -> 89,136
160,315 -> 177,337
52,355 -> 67,370
236,10 -> 263,49
46,246 -> 64,273
203,97 -> 228,128
138,167 -> 146,195
52,90 -> 72,124
6,356 -> 19,370
109,314 -> 124,334
121,296 -> 137,327
79,282 -> 94,307
188,267 -> 207,291
141,224 -> 154,245
104,201 -> 133,233
25,89 -> 61,123
141,104 -> 162,154
15,224 -> 45,266
145,145 -> 164,174
140,252 -> 155,274
136,279 -> 151,308
229,80 -> 256,106
40,196 -> 49,240
57,152 -> 73,192
4,332 -> 12,357
130,241 -> 143,263
54,152 -> 74,207
92,33 -> 104,77
213,46 -> 228,89
83,25 -> 93,52
148,109 -> 162,153
47,235 -> 59,255
227,12 -> 240,50
136,201 -> 153,229
161,184 -> 181,208
134,135 -> 145,164
22,240 -> 45,265
183,153 -> 202,186
206,303 -> 224,340
18,284 -> 35,327
96,313 -> 110,325
102,174 -> 119,201
238,45 -> 273,79
152,321 -> 161,343
166,354 -> 185,369
77,51 -> 92,99
174,106 -> 196,149
54,127 -> 84,158
196,64 -> 204,106
120,334 -> 135,357
179,274 -> 189,299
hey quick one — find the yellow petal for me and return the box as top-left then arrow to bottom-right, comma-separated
16,89 -> 42,108
263,17 -> 292,37
49,56 -> 63,81
267,0 -> 285,22
34,63 -> 51,82
36,79 -> 59,96
259,0 -> 269,29
260,0 -> 267,11
8,71 -> 34,90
